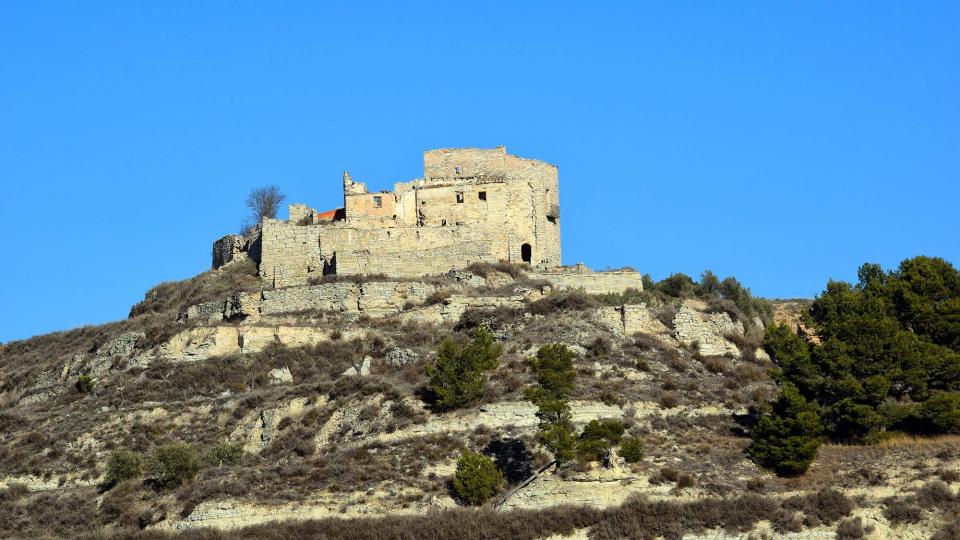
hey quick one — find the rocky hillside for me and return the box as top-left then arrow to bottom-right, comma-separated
1,261 -> 958,540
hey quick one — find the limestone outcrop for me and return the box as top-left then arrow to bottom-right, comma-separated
672,301 -> 745,357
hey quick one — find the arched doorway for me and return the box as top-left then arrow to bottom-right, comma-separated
521,243 -> 532,264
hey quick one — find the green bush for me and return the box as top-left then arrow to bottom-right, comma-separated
659,273 -> 698,297
576,419 -> 625,463
643,270 -> 773,323
204,442 -> 245,467
452,451 -> 505,506
105,449 -> 141,485
619,437 -> 643,463
576,438 -> 610,463
580,419 -> 625,445
747,383 -> 824,476
150,443 -> 201,488
75,376 -> 94,393
427,327 -> 502,411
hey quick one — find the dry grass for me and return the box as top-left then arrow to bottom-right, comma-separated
466,261 -> 530,280
47,488 -> 852,540
129,259 -> 260,318
529,291 -> 600,314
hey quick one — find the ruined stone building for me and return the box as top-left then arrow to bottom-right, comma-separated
215,146 -> 563,287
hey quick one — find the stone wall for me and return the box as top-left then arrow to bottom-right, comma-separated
180,281 -> 442,324
242,147 -> 562,287
258,220 -> 325,287
530,266 -> 644,295
259,281 -> 438,317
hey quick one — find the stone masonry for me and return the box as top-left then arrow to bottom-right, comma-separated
214,147 -> 562,287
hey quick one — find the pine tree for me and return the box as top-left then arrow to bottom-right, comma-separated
747,382 -> 824,476
525,343 -> 578,465
427,327 -> 502,411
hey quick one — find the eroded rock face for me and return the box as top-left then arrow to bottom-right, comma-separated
673,302 -> 743,357
212,233 -> 259,269
155,326 -> 365,362
231,397 -> 321,453
225,292 -> 261,321
192,281 -> 442,321
341,356 -> 371,377
178,301 -> 225,324
97,332 -> 145,357
168,486 -> 436,531
398,294 -> 527,326
500,466 -> 646,511
315,394 -> 390,449
28,332 -> 148,395
445,269 -> 486,288
268,367 -> 293,385
592,304 -> 668,337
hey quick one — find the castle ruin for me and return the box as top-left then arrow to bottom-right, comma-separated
215,146 -> 563,287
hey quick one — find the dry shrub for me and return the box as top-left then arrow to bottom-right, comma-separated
632,333 -> 663,351
933,519 -> 960,540
0,483 -> 29,502
883,499 -> 922,525
423,290 -> 451,306
780,488 -> 853,527
730,325 -> 766,351
76,489 -> 866,540
659,392 -> 680,409
676,473 -> 697,489
586,336 -> 613,359
466,261 -> 529,279
0,489 -> 100,538
529,291 -> 600,314
593,287 -> 650,306
917,479 -> 954,503
651,467 -> 680,484
655,305 -> 678,330
836,516 -> 870,539
100,480 -> 164,529
456,307 -> 524,332
938,468 -> 960,482
733,363 -> 768,384
663,349 -> 686,371
129,259 -> 260,318
702,356 -> 731,374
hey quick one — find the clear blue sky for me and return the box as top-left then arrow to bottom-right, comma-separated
2,2 -> 958,342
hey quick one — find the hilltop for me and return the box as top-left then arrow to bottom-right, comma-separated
2,256 -> 959,539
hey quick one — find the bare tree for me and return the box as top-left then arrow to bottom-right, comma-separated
244,185 -> 285,230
